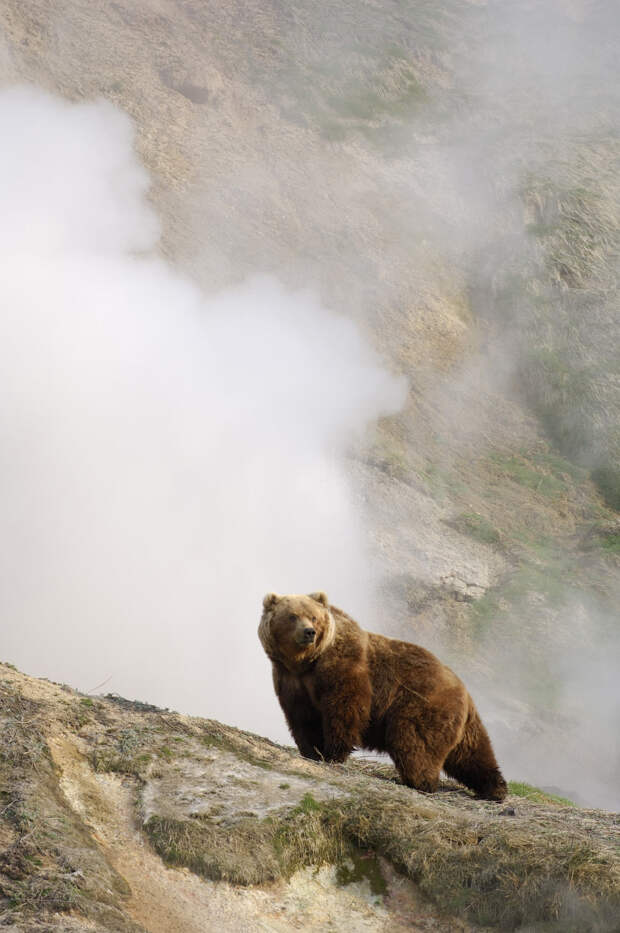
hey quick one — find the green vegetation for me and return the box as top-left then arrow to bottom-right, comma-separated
470,561 -> 569,641
91,727 -> 154,778
419,462 -> 468,500
579,519 -> 620,554
601,532 -> 620,554
144,774 -> 617,931
325,65 -> 426,125
467,139 -> 620,515
2,675 -> 619,931
508,782 -> 575,807
489,452 -> 568,498
450,512 -> 501,546
364,431 -> 410,483
146,813 -> 282,885
146,792 -> 345,886
200,732 -> 226,750
336,851 -> 387,896
592,467 -> 620,512
336,794 -> 618,929
509,163 -> 619,510
296,792 -> 321,814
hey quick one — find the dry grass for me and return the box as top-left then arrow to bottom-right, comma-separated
336,794 -> 619,930
144,779 -> 620,930
2,667 -> 619,931
0,678 -> 140,931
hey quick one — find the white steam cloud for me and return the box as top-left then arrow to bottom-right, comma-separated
0,86 -> 405,737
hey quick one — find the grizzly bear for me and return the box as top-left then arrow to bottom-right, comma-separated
259,592 -> 507,801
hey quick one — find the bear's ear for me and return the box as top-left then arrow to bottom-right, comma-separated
309,591 -> 328,607
263,592 -> 280,611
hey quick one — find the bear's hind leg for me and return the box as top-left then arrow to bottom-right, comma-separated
443,708 -> 507,801
387,732 -> 442,794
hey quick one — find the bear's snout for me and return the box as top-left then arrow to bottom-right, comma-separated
302,627 -> 316,643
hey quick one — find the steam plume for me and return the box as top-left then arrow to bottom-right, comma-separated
0,85 -> 405,737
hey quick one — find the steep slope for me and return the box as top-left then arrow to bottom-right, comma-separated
1,665 -> 618,932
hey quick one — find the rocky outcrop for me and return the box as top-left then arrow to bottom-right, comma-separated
1,665 -> 618,932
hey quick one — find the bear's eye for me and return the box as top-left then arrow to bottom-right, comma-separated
312,617 -> 317,623
289,614 -> 298,624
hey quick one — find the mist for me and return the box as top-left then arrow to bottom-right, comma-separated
0,85 -> 405,739
1,0 -> 618,814
385,0 -> 620,810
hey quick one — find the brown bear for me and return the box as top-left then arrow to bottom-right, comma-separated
259,591 -> 507,801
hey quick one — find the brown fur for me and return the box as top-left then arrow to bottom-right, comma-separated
259,592 -> 507,801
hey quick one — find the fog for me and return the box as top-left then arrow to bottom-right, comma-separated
1,0 -> 618,812
390,0 -> 620,811
0,85 -> 405,737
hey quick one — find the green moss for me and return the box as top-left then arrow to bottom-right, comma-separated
365,433 -> 410,482
489,453 -> 566,498
451,512 -> 501,546
508,782 -> 575,807
336,851 -> 387,896
591,467 -> 620,512
296,793 -> 321,814
199,733 -> 226,750
601,533 -> 620,554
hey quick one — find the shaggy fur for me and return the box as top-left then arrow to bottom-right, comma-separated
259,592 -> 507,801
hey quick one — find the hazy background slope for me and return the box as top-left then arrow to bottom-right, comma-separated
0,0 -> 618,808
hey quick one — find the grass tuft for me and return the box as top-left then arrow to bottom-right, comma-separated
508,781 -> 575,807
450,512 -> 501,546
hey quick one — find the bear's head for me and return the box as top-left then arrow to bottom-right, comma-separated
258,591 -> 335,670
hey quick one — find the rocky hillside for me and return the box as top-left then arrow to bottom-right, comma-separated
0,0 -> 618,843
3,0 -> 619,801
1,664 -> 619,932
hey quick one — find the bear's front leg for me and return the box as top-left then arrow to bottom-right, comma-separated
319,675 -> 371,763
272,663 -> 325,760
287,713 -> 325,761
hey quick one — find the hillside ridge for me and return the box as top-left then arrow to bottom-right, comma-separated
1,663 -> 618,932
